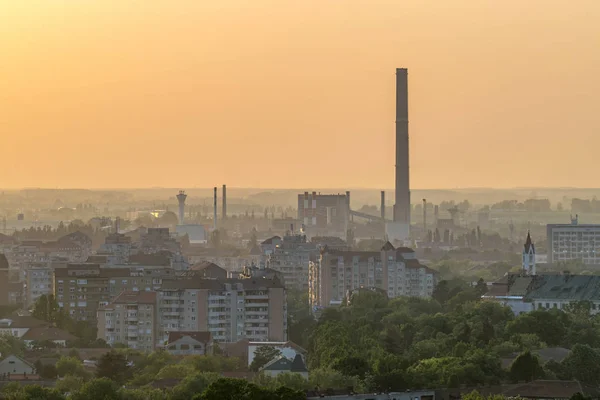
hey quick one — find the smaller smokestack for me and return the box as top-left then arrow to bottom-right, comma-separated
422,199 -> 427,231
346,191 -> 351,210
213,187 -> 218,230
222,185 -> 227,220
381,191 -> 385,220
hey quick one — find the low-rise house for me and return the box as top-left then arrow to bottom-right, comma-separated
261,354 -> 308,379
21,326 -> 78,347
0,355 -> 35,375
248,341 -> 307,368
501,380 -> 600,400
166,331 -> 213,356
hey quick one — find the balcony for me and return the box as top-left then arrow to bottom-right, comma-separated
245,295 -> 269,300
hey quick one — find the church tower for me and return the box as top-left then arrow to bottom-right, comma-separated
523,232 -> 536,275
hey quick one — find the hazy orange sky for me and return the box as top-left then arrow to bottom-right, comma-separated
1,1 -> 599,189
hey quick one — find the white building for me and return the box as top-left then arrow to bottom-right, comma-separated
547,216 -> 600,265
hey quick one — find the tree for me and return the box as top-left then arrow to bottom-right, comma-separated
561,344 -> 600,384
159,211 -> 179,226
200,378 -> 272,400
332,356 -> 371,379
509,351 -> 544,382
70,378 -> 121,400
170,373 -> 220,400
32,294 -> 60,323
248,228 -> 258,249
55,375 -> 85,394
96,351 -> 130,385
56,356 -> 90,379
250,346 -> 282,372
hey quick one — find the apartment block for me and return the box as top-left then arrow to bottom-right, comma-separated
25,261 -> 68,307
309,242 -> 437,309
97,291 -> 157,352
54,263 -> 175,322
262,233 -> 318,291
157,276 -> 287,344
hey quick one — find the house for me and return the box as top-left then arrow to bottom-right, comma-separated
21,326 -> 78,347
166,331 -> 213,356
0,355 -> 35,375
0,317 -> 50,339
247,341 -> 306,368
501,380 -> 600,400
261,354 -> 308,379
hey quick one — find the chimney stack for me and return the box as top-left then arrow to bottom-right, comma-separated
381,191 -> 385,220
222,185 -> 227,220
393,68 -> 410,227
213,187 -> 218,230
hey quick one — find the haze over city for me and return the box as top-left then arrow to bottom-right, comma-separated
2,0 -> 600,189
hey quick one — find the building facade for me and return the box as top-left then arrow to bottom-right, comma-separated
297,192 -> 349,237
547,218 -> 600,265
157,276 -> 287,344
97,291 -> 157,352
309,242 -> 437,309
263,234 -> 318,291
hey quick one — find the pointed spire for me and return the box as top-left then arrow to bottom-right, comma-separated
524,231 -> 535,253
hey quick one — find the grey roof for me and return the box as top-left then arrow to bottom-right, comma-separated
262,356 -> 292,371
290,354 -> 308,372
525,274 -> 600,301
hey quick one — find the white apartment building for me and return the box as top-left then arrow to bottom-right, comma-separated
97,291 -> 157,352
309,242 -> 437,309
157,277 -> 287,345
547,218 -> 600,265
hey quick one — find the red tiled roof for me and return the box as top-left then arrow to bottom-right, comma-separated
167,331 -> 212,344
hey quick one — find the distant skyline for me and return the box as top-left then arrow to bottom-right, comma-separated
1,1 -> 599,189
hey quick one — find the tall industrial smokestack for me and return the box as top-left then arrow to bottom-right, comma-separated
393,68 -> 410,226
380,191 -> 385,220
222,185 -> 227,220
213,187 -> 218,230
176,191 -> 187,225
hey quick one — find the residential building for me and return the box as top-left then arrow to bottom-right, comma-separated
547,216 -> 600,265
0,355 -> 35,375
188,262 -> 228,279
247,341 -> 306,368
263,233 -> 318,291
309,242 -> 437,309
157,276 -> 287,344
0,316 -> 75,347
166,331 -> 213,356
25,261 -> 68,307
261,354 -> 308,379
97,291 -> 157,352
54,264 -> 133,322
97,232 -> 132,265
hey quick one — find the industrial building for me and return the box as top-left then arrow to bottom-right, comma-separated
297,191 -> 350,237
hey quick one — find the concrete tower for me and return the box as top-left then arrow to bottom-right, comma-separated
213,187 -> 218,230
222,185 -> 227,220
394,68 -> 410,225
386,68 -> 411,242
176,191 -> 187,225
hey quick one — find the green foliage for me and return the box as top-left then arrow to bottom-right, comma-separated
199,377 -> 305,400
96,351 -> 131,385
70,377 -> 121,400
561,344 -> 600,384
0,334 -> 26,358
250,346 -> 282,372
56,356 -> 90,379
509,351 -> 544,382
55,375 -> 85,393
